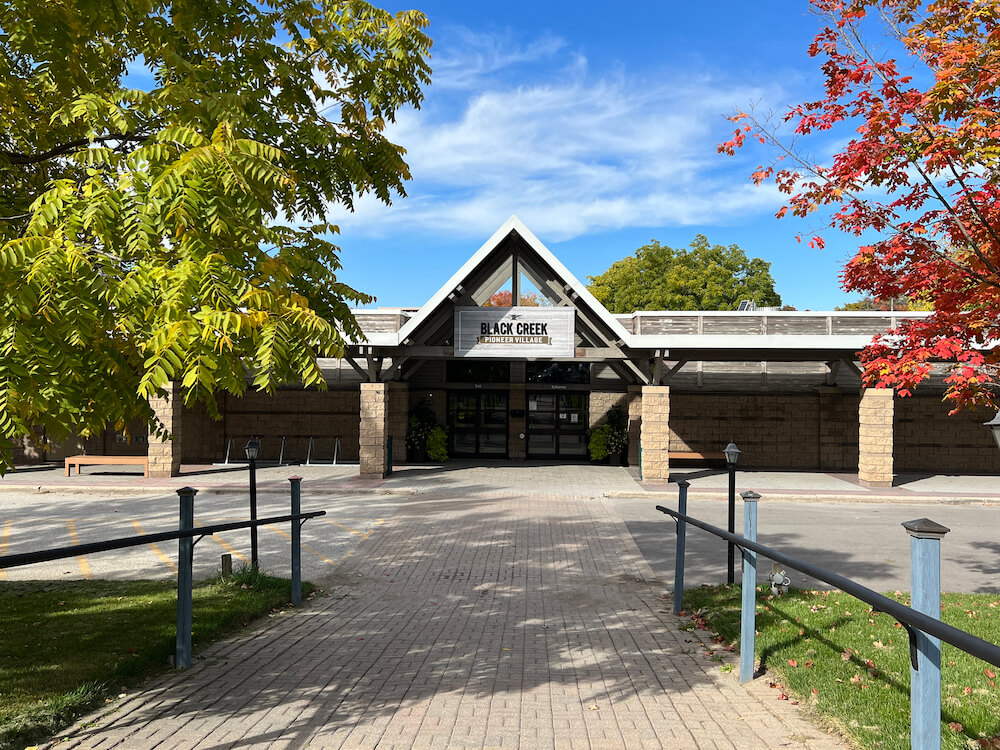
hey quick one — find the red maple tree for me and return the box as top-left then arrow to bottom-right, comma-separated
720,0 -> 1000,411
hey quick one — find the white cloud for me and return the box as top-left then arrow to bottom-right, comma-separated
430,28 -> 566,89
330,30 -> 790,241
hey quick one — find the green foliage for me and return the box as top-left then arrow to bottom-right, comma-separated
0,0 -> 431,470
683,585 -> 1000,749
587,236 -> 782,313
0,574 -> 314,749
405,398 -> 437,453
426,425 -> 448,462
836,296 -> 935,312
589,404 -> 628,461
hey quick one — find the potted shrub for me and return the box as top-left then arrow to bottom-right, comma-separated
405,398 -> 436,462
426,426 -> 449,462
589,405 -> 629,465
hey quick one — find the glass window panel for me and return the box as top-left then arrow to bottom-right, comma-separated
481,392 -> 507,410
452,433 -> 477,454
560,393 -> 586,410
528,393 -> 555,412
446,361 -> 510,383
480,433 -> 506,454
527,411 -> 555,428
559,410 -> 585,426
483,410 -> 507,428
558,434 -> 587,455
527,362 -> 590,384
528,434 -> 556,454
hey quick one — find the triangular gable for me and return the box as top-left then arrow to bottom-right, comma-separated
397,216 -> 632,346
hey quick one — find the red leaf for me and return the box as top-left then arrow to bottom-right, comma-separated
788,659 -> 798,667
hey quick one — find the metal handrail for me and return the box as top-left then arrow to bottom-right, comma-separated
655,504 -> 1000,669
0,511 -> 326,570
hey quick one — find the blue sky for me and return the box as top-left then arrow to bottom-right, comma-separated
331,1 -> 870,311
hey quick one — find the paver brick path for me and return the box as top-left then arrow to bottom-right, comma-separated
45,487 -> 846,749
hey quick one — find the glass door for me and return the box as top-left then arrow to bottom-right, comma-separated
526,392 -> 588,459
447,390 -> 508,457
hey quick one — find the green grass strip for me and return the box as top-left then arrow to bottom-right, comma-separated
0,567 -> 315,750
682,585 -> 1000,750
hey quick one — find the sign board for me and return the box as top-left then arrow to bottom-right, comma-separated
454,307 -> 575,358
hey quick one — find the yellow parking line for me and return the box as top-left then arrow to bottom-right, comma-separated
264,524 -> 338,566
321,520 -> 363,536
338,519 -> 384,563
195,521 -> 249,562
0,519 -> 11,580
130,520 -> 177,573
65,520 -> 91,579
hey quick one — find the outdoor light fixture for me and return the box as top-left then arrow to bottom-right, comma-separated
984,410 -> 1000,453
723,441 -> 741,585
245,436 -> 261,568
245,436 -> 261,462
724,441 -> 742,466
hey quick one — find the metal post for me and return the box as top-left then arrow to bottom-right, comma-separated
249,457 -> 258,569
727,462 -> 736,585
904,518 -> 950,750
289,475 -> 302,607
386,435 -> 393,476
673,480 -> 689,615
306,437 -> 315,466
278,436 -> 286,466
740,490 -> 760,684
175,486 -> 197,669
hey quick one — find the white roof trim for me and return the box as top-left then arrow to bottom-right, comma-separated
395,216 -> 632,345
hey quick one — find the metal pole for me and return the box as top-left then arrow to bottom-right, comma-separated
175,486 -> 197,669
249,457 -> 258,569
740,490 -> 760,684
727,461 -> 736,584
289,475 -> 302,607
904,518 -> 949,750
673,480 -> 689,615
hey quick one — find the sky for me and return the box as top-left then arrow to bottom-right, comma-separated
330,1 -> 871,312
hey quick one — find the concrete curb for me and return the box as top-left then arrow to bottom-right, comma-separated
604,489 -> 1000,506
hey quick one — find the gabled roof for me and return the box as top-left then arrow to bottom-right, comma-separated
395,215 -> 631,345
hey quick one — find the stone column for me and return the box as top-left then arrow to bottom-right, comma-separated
627,385 -> 643,467
148,381 -> 183,478
360,382 -> 390,479
858,387 -> 894,487
387,382 -> 409,464
640,385 -> 670,480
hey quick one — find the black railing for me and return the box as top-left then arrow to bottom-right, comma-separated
1,479 -> 324,669
655,503 -> 1000,670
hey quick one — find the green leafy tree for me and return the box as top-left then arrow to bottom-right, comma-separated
0,0 -> 431,468
587,236 -> 782,312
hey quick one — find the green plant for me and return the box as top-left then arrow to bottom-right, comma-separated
426,426 -> 449,462
589,405 -> 629,461
405,399 -> 437,453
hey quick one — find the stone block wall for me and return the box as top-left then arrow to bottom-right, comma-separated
895,397 -> 998,473
181,388 -> 361,464
359,382 -> 390,478
148,382 -> 182,478
858,388 -> 894,487
640,386 -> 670,479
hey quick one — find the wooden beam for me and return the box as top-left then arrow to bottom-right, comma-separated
825,359 -> 842,386
381,356 -> 410,382
662,359 -> 688,383
840,358 -> 864,380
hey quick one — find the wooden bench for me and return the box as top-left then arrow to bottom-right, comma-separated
668,451 -> 726,463
64,455 -> 149,477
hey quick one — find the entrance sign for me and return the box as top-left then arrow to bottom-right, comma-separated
455,307 -> 575,358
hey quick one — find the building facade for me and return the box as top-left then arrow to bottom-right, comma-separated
20,217 -> 999,482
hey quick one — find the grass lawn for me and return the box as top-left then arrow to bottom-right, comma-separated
682,585 -> 1000,750
0,567 -> 315,750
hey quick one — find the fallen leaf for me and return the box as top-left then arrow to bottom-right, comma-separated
804,660 -> 814,668
841,649 -> 853,661
788,659 -> 798,667
777,693 -> 789,701
948,722 -> 963,732
811,688 -> 819,696
964,686 -> 973,695
587,705 -> 599,711
874,640 -> 885,649
987,669 -> 996,679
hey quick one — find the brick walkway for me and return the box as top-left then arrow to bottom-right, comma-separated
44,486 -> 846,749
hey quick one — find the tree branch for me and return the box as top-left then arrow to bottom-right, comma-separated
2,133 -> 148,166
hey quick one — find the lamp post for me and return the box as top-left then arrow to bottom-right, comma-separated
245,436 -> 261,569
723,441 -> 742,585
